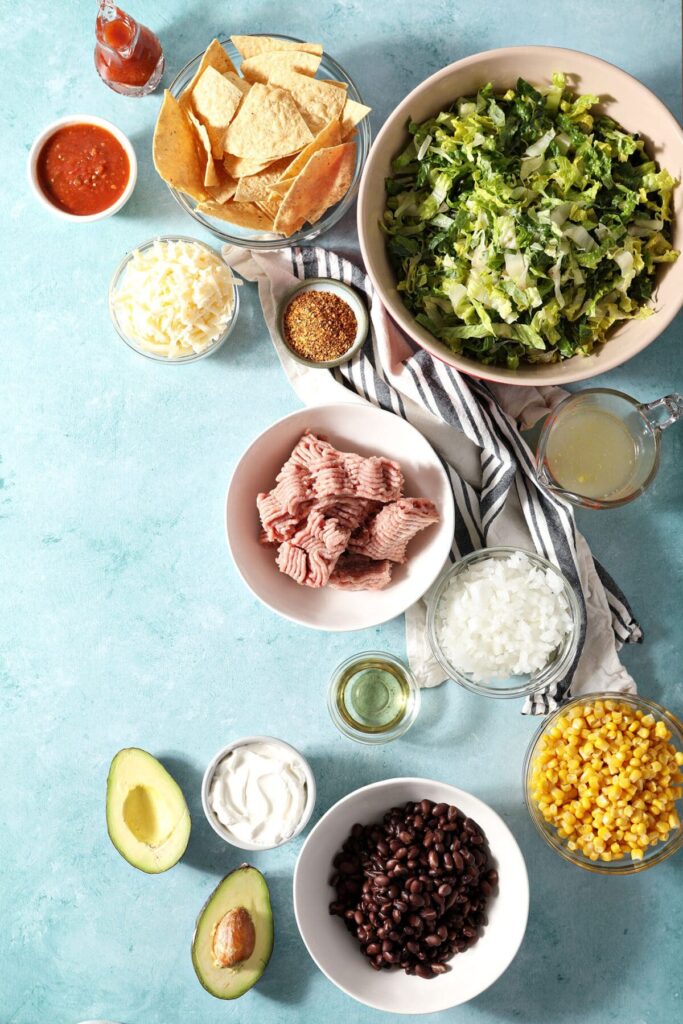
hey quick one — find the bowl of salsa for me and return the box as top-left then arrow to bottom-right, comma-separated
28,115 -> 137,221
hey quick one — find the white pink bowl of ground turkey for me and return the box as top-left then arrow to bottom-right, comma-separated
226,403 -> 455,630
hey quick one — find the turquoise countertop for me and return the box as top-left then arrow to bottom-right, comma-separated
2,1 -> 681,1021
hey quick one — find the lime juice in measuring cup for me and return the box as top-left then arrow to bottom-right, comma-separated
535,388 -> 682,509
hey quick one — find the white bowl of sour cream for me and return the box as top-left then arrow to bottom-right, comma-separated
201,736 -> 316,851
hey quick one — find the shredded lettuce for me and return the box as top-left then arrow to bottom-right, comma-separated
382,74 -> 679,368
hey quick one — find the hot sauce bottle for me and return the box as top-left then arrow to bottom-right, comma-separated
94,1 -> 165,96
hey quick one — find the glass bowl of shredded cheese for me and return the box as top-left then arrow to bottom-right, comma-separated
427,547 -> 580,699
524,693 -> 683,874
109,235 -> 240,362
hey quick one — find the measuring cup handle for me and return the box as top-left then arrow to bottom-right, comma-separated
638,393 -> 683,432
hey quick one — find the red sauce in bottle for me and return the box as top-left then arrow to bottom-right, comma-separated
94,2 -> 164,96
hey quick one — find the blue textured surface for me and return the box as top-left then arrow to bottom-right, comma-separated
2,1 -> 681,1021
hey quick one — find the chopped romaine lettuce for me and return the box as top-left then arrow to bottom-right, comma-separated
382,74 -> 679,367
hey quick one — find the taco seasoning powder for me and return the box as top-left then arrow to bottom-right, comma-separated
283,290 -> 358,362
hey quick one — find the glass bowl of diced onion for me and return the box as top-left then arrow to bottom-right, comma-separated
108,235 -> 240,363
524,693 -> 683,874
426,546 -> 581,699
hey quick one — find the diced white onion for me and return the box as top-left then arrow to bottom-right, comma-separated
435,551 -> 573,681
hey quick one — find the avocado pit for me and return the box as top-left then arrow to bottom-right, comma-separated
211,906 -> 256,969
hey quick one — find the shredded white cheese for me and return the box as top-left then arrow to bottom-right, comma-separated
435,551 -> 573,681
112,239 -> 235,359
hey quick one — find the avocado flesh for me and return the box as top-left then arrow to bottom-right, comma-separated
192,866 -> 274,999
106,748 -> 191,874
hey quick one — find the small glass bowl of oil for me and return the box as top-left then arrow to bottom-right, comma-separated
327,651 -> 421,744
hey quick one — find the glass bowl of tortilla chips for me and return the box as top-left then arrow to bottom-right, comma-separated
155,34 -> 372,248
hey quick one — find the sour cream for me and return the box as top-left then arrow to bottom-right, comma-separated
208,741 -> 308,847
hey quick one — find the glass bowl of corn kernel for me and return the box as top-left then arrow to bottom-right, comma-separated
524,693 -> 683,874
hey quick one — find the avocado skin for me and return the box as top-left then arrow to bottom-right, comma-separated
192,865 -> 274,999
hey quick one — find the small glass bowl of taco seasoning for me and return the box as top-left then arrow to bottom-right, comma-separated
27,115 -> 137,222
278,279 -> 368,368
328,651 -> 421,744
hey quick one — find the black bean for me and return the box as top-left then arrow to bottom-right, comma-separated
416,963 -> 434,979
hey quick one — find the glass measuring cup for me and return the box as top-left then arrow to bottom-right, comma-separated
535,388 -> 682,509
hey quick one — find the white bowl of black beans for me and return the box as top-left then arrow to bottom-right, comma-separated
293,778 -> 529,1014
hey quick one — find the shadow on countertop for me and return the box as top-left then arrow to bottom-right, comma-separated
468,799 -> 648,1024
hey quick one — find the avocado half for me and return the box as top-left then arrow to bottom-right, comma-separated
192,865 -> 274,999
106,748 -> 191,874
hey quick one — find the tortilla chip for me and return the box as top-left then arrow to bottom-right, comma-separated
321,79 -> 348,89
231,35 -> 323,59
341,98 -> 372,137
279,119 -> 342,181
224,83 -> 313,160
223,152 -> 274,178
233,157 -> 294,203
274,142 -> 356,234
223,71 -> 251,96
179,39 -> 238,111
187,110 -> 219,187
263,69 -> 346,134
196,199 -> 275,230
206,168 -> 238,203
191,67 -> 245,158
153,91 -> 208,201
241,50 -> 321,84
256,198 -> 281,220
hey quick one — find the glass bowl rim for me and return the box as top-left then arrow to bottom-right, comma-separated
327,650 -> 422,745
165,33 -> 372,249
523,691 -> 683,874
108,234 -> 240,363
426,546 -> 581,699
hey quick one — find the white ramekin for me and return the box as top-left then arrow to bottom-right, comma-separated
27,114 -> 137,222
201,735 -> 317,851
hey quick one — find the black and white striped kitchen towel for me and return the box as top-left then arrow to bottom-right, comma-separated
223,244 -> 642,714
